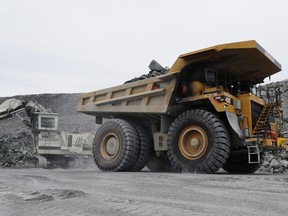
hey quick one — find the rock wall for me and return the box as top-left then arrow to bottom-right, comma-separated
257,79 -> 288,131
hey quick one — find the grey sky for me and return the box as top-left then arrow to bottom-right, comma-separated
1,0 -> 288,97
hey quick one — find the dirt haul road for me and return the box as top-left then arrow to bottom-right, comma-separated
0,168 -> 288,216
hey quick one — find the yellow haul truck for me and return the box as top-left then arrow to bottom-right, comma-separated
78,40 -> 287,173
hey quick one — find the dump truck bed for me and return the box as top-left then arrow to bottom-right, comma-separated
79,73 -> 177,118
78,40 -> 281,117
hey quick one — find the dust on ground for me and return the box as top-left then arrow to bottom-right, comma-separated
0,168 -> 288,216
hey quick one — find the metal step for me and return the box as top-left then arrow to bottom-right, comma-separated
252,103 -> 274,136
247,145 -> 260,164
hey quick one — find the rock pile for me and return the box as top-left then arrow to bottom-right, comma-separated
124,60 -> 168,83
258,149 -> 288,173
0,128 -> 34,167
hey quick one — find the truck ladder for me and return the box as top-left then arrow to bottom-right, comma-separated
252,103 -> 276,136
247,144 -> 260,164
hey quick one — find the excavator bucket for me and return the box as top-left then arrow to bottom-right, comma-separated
0,99 -> 24,120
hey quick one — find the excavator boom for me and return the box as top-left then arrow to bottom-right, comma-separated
0,98 -> 47,125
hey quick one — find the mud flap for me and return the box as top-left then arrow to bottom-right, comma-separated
226,111 -> 244,138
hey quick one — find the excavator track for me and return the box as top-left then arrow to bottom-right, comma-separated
24,155 -> 48,168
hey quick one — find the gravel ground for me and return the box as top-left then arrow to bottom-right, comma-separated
0,168 -> 288,216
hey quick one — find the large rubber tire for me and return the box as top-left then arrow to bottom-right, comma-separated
223,150 -> 264,174
167,109 -> 231,174
130,123 -> 152,171
93,119 -> 139,171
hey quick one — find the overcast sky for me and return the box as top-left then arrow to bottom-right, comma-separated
1,0 -> 288,97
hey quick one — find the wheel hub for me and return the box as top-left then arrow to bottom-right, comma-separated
178,125 -> 208,160
190,138 -> 200,149
101,133 -> 120,160
106,137 -> 118,155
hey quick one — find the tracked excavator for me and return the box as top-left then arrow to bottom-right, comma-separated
0,98 -> 93,168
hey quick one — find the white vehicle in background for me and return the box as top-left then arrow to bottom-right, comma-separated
0,98 -> 93,168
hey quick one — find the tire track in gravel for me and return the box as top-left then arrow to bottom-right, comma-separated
0,169 -> 288,216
